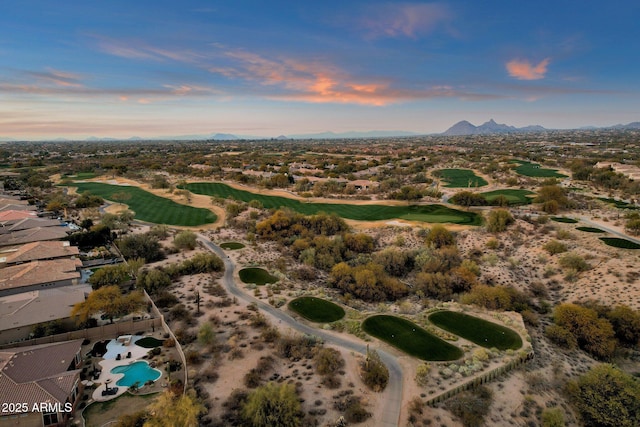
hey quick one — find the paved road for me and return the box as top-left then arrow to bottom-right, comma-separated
577,216 -> 640,245
197,234 -> 404,427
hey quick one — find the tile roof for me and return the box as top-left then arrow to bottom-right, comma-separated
0,226 -> 69,247
0,285 -> 91,332
1,240 -> 79,264
0,210 -> 37,221
0,218 -> 63,234
0,204 -> 36,212
0,258 -> 81,292
0,340 -> 82,415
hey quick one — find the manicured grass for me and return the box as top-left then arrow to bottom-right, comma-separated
66,182 -> 217,226
239,267 -> 279,285
480,189 -> 535,205
220,242 -> 245,250
600,237 -> 640,249
576,226 -> 605,233
361,315 -> 463,361
434,169 -> 488,188
511,160 -> 567,178
184,182 -> 482,225
135,337 -> 164,348
429,311 -> 523,350
597,197 -> 640,210
288,297 -> 345,323
83,392 -> 158,427
551,216 -> 579,223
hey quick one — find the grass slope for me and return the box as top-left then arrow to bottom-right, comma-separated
428,311 -> 523,350
480,189 -> 535,205
435,169 -> 488,188
238,267 -> 278,285
597,197 -> 640,210
362,315 -> 463,361
511,160 -> 567,178
67,182 -> 217,226
600,237 -> 640,249
288,297 -> 345,323
184,182 -> 481,225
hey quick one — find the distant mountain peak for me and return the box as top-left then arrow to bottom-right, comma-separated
443,119 -> 545,136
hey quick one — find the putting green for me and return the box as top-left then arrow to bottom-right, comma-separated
434,169 -> 488,188
599,237 -> 640,249
239,267 -> 279,285
480,189 -> 535,205
511,160 -> 567,178
362,315 -> 463,361
428,311 -> 522,350
65,182 -> 217,226
288,297 -> 345,323
183,182 -> 482,225
220,242 -> 245,250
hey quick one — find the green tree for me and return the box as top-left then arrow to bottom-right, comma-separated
425,225 -> 455,248
137,268 -> 172,294
486,209 -> 514,232
71,286 -> 146,324
541,408 -> 565,427
197,322 -> 215,347
173,231 -> 197,250
242,382 -> 302,427
314,347 -> 345,376
117,233 -> 164,262
144,392 -> 204,427
88,264 -> 129,289
361,349 -> 389,392
553,303 -> 616,359
567,364 -> 640,427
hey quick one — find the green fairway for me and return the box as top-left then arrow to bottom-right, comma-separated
288,297 -> 345,323
220,242 -> 245,250
239,267 -> 279,285
362,315 -> 463,361
184,182 -> 482,225
551,217 -> 579,223
428,311 -> 522,350
600,237 -> 640,249
576,226 -> 605,233
434,169 -> 488,188
66,182 -> 217,226
511,160 -> 567,178
597,197 -> 640,210
480,189 -> 535,205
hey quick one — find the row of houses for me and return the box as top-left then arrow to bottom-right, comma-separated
0,191 -> 90,426
0,194 -> 90,346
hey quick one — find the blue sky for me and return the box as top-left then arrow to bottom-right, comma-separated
1,1 -> 639,139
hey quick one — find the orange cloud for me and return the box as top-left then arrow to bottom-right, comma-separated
506,58 -> 551,80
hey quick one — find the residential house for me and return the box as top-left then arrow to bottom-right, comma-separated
0,258 -> 82,297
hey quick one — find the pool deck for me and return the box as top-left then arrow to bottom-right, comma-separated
91,335 -> 163,402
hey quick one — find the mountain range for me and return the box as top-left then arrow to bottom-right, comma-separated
442,119 -> 547,136
1,121 -> 640,142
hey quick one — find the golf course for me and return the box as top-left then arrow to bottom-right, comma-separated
238,267 -> 279,285
428,311 -> 522,350
288,297 -> 345,323
67,182 -> 217,226
184,182 -> 482,225
434,169 -> 488,188
511,160 -> 567,178
362,315 -> 463,361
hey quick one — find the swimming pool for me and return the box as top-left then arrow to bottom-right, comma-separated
111,361 -> 161,387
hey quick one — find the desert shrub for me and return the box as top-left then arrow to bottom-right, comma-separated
558,252 -> 590,272
314,347 -> 345,376
567,364 -> 640,427
361,349 -> 389,392
541,408 -> 565,427
425,225 -> 455,248
173,231 -> 197,250
553,304 -> 616,359
445,386 -> 493,427
415,363 -> 431,386
277,335 -> 321,361
543,240 -> 567,255
486,209 -> 514,232
242,382 -> 302,427
154,291 -> 179,308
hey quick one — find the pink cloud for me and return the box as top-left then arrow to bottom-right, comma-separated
209,48 -> 502,105
506,58 -> 551,80
358,2 -> 453,39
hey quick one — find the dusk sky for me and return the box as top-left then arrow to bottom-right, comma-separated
1,1 -> 639,139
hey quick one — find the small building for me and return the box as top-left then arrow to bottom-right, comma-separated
0,226 -> 69,248
0,241 -> 80,267
0,340 -> 84,427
